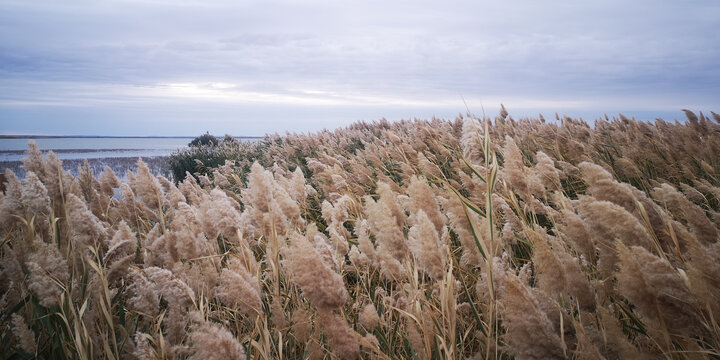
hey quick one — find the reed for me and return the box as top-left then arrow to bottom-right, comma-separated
1,110 -> 719,359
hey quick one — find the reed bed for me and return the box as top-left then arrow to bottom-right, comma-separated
1,109 -> 719,359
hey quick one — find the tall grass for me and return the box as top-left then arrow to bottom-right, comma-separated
1,110 -> 719,359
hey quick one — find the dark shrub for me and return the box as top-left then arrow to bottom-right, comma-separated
168,137 -> 268,182
189,133 -> 219,147
222,134 -> 238,144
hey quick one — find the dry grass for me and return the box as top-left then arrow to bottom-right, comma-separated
1,110 -> 719,359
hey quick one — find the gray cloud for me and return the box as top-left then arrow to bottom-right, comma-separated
0,0 -> 718,135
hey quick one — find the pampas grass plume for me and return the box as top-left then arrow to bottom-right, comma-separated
26,241 -> 69,308
282,232 -> 348,309
188,321 -> 246,360
407,210 -> 446,280
11,313 -> 36,355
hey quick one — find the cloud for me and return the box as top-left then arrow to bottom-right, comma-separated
0,0 -> 718,135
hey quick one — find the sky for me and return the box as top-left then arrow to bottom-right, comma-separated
0,0 -> 718,136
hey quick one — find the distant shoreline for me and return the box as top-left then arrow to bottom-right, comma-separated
0,135 -> 264,139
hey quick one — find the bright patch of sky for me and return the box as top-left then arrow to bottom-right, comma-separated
0,0 -> 718,135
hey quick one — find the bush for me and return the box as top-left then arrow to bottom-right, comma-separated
189,132 -> 219,147
222,134 -> 238,144
168,137 -> 268,182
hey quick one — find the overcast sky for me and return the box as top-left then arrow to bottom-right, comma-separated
0,0 -> 718,136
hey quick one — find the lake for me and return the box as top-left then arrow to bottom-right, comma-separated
0,137 -> 223,180
0,137 -> 193,161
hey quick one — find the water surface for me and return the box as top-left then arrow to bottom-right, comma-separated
0,137 -> 195,179
0,137 -> 192,162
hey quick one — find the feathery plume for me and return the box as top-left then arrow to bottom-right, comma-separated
168,202 -> 215,260
144,266 -> 195,309
417,152 -> 444,180
317,309 -> 360,360
406,176 -> 445,234
117,183 -> 139,225
20,171 -> 50,218
103,220 -> 136,284
11,314 -> 36,355
439,189 -> 483,267
178,173 -> 202,205
614,157 -> 643,180
502,136 -> 532,199
98,166 -> 120,197
364,184 -> 408,279
188,320 -> 246,360
158,175 -> 186,207
291,305 -> 312,344
143,224 -> 173,266
132,333 -> 155,360
461,116 -> 483,164
596,307 -> 647,359
321,195 -> 353,256
171,260 -> 219,300
686,237 -> 720,317
653,183 -> 718,245
556,209 -> 596,263
355,219 -> 377,265
26,241 -> 69,307
495,262 -> 565,359
198,189 -> 242,241
0,245 -> 24,307
212,169 -> 231,188
0,169 -> 23,231
679,183 -> 706,204
282,231 -> 348,309
534,151 -> 562,192
66,193 -> 107,257
407,210 -> 446,280
578,162 -> 638,213
125,269 -> 160,315
241,162 -> 304,240
358,302 -> 379,330
570,316 -> 604,360
531,229 -> 595,310
130,158 -> 164,209
22,141 -> 45,179
215,258 -> 262,317
576,197 -> 653,276
40,151 -> 69,203
616,243 -> 701,338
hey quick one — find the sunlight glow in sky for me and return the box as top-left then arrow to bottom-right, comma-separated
0,0 -> 718,135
